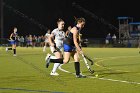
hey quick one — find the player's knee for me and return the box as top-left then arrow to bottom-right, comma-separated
74,59 -> 80,62
74,56 -> 80,62
63,59 -> 70,64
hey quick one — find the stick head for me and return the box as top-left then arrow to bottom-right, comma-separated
90,70 -> 94,74
91,61 -> 94,65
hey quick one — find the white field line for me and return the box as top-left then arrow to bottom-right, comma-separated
94,55 -> 140,73
94,55 -> 139,60
58,64 -> 140,85
94,59 -> 131,72
58,55 -> 140,85
0,53 -> 43,56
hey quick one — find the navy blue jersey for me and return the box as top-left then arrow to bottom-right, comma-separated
64,26 -> 80,46
11,32 -> 18,40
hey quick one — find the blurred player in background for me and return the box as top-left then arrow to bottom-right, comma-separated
26,35 -> 33,48
43,29 -> 51,52
6,27 -> 18,56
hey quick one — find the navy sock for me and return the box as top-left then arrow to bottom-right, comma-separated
75,62 -> 80,75
8,48 -> 12,50
13,49 -> 16,54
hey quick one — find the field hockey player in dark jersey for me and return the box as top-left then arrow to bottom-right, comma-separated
6,27 -> 18,56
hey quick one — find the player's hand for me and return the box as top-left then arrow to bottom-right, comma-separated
79,50 -> 83,55
10,38 -> 13,40
52,47 -> 56,53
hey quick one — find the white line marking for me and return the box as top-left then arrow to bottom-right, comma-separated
58,63 -> 140,85
95,55 -> 139,60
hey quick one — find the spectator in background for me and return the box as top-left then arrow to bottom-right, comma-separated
26,35 -> 33,48
40,35 -> 44,47
25,35 -> 28,47
105,33 -> 111,46
137,25 -> 140,31
17,36 -> 20,47
37,36 -> 41,47
32,35 -> 36,47
19,36 -> 24,47
112,34 -> 117,45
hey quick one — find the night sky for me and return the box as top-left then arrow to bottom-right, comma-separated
3,0 -> 140,38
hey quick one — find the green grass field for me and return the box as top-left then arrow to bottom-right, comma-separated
0,47 -> 140,93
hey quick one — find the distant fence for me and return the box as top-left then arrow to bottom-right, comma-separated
0,38 -> 140,48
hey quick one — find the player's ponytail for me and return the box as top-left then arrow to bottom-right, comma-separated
75,17 -> 86,24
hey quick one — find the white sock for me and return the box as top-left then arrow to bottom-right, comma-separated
49,56 -> 60,73
52,63 -> 60,73
43,46 -> 46,51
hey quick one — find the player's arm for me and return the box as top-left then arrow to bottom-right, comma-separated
65,30 -> 69,37
73,28 -> 82,52
63,31 -> 66,37
45,35 -> 48,40
48,33 -> 55,47
44,33 -> 49,38
9,33 -> 13,40
79,33 -> 82,42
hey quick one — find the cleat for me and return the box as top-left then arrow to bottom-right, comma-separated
76,74 -> 86,78
45,53 -> 51,68
50,71 -> 59,76
13,54 -> 17,56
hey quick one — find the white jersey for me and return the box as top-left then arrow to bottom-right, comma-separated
51,28 -> 65,47
45,33 -> 50,42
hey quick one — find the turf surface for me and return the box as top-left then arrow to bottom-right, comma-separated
0,47 -> 140,93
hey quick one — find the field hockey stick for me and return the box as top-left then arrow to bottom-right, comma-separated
81,53 -> 94,74
82,54 -> 94,65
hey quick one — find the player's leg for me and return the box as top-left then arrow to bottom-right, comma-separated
72,51 -> 86,78
6,47 -> 12,51
49,46 -> 62,75
12,43 -> 16,56
6,40 -> 13,51
63,52 -> 71,64
43,42 -> 46,52
46,44 -> 71,66
46,51 -> 71,65
50,51 -> 62,76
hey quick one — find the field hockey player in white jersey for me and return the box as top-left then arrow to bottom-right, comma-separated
45,18 -> 65,76
43,29 -> 51,52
